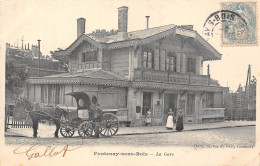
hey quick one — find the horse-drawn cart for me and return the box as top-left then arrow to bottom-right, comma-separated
59,92 -> 119,138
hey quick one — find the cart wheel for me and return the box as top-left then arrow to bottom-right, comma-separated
60,125 -> 75,138
78,121 -> 94,138
100,113 -> 119,137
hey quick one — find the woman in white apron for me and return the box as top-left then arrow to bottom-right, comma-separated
166,109 -> 174,130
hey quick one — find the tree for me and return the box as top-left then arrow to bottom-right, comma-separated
89,29 -> 118,38
50,48 -> 69,71
5,57 -> 28,97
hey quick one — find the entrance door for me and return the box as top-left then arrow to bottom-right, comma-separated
163,94 -> 177,124
142,92 -> 152,116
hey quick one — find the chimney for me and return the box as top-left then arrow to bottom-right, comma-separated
181,25 -> 193,30
28,43 -> 30,50
77,18 -> 86,38
146,16 -> 150,29
118,6 -> 128,40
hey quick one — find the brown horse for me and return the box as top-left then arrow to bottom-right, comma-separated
15,98 -> 68,138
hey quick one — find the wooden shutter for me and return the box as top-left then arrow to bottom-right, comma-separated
154,49 -> 160,70
176,53 -> 181,72
160,49 -> 166,71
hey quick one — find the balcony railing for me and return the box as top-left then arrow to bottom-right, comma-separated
133,69 -> 219,86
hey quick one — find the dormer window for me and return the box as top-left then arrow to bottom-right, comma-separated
86,51 -> 97,62
166,52 -> 176,72
143,48 -> 154,69
81,51 -> 97,63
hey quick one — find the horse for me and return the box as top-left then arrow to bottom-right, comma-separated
15,98 -> 68,138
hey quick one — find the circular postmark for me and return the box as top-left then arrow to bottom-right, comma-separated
202,10 -> 248,43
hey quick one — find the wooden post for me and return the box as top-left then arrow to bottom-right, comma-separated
37,40 -> 41,77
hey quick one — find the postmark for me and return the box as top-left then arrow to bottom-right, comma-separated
202,2 -> 257,46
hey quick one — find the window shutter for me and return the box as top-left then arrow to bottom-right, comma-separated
160,49 -> 166,71
154,49 -> 160,70
176,53 -> 181,72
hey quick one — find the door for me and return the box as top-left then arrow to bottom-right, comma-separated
164,94 -> 177,124
142,92 -> 152,116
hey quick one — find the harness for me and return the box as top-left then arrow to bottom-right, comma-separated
16,98 -> 68,122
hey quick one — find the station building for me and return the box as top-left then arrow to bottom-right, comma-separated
26,6 -> 228,126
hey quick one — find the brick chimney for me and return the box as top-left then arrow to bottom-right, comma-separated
77,18 -> 86,38
118,6 -> 128,40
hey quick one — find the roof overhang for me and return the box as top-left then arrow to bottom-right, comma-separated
53,26 -> 221,61
132,81 -> 228,92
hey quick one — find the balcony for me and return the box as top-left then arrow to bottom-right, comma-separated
133,69 -> 219,86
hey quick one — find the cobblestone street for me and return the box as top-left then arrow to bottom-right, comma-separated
5,126 -> 255,148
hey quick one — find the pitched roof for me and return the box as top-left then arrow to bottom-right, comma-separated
54,24 -> 221,60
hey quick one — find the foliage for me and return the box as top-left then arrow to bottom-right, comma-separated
5,57 -> 28,95
89,29 -> 118,38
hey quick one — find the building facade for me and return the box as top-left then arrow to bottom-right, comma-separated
26,6 -> 227,126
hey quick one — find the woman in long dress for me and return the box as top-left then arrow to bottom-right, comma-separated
176,108 -> 184,131
166,109 -> 174,130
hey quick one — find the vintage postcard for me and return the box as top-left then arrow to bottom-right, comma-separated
0,0 -> 259,165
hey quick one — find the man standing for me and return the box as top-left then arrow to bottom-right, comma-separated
90,96 -> 103,138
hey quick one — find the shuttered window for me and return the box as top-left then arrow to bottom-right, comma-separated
206,92 -> 214,108
143,48 -> 154,69
187,57 -> 195,73
187,94 -> 195,115
166,52 -> 176,72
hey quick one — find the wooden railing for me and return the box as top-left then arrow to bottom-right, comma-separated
133,69 -> 219,86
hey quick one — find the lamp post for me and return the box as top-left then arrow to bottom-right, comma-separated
37,40 -> 41,77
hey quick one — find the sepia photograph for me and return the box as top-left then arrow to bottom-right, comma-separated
0,0 -> 259,165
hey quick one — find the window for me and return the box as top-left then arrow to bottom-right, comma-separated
86,51 -> 97,62
81,51 -> 97,63
166,52 -> 176,71
187,57 -> 195,73
41,85 -> 47,104
206,92 -> 214,108
143,49 -> 154,68
48,85 -> 53,104
81,53 -> 86,62
186,94 -> 195,115
142,92 -> 152,115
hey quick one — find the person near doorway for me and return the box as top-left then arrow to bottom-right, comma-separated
176,108 -> 184,131
166,109 -> 174,130
145,109 -> 152,126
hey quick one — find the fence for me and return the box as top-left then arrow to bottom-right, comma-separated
5,104 -> 32,131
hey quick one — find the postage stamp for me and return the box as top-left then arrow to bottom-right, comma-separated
202,2 -> 257,46
221,2 -> 257,45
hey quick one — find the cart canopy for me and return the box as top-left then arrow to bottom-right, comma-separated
66,92 -> 91,110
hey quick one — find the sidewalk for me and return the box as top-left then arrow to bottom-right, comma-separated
117,121 -> 255,136
5,121 -> 255,138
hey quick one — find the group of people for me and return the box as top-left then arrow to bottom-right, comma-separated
166,108 -> 184,131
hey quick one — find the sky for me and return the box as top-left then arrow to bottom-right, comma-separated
0,0 -> 259,91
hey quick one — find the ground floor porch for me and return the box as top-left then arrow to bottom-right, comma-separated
24,83 -> 226,126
